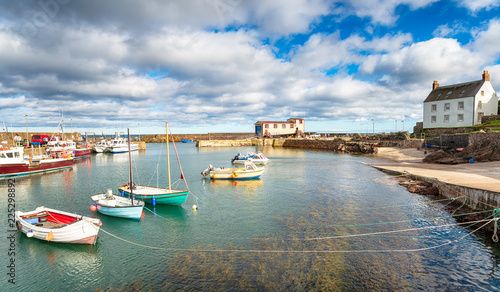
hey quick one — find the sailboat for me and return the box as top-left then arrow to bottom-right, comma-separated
90,129 -> 145,219
118,122 -> 189,206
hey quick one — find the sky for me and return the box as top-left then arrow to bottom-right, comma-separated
1,0 -> 500,135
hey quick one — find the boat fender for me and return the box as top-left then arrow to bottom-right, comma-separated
152,197 -> 156,206
90,205 -> 97,212
211,174 -> 216,179
234,172 -> 238,177
46,231 -> 54,241
27,230 -> 34,238
192,205 -> 198,210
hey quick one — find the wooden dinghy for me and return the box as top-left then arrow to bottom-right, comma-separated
15,206 -> 101,245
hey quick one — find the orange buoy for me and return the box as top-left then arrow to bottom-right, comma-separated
90,205 -> 97,211
46,231 -> 53,241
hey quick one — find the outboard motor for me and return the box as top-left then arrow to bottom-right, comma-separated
201,164 -> 213,176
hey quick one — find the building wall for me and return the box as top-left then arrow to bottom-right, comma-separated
423,96 -> 474,128
474,82 -> 498,125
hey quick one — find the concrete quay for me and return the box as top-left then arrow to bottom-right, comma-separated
372,148 -> 500,211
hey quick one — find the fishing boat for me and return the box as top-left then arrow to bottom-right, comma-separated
104,137 -> 139,153
92,140 -> 110,153
181,139 -> 194,143
15,206 -> 101,245
118,122 -> 189,206
90,129 -> 145,219
231,152 -> 269,165
201,160 -> 265,180
0,147 -> 73,178
46,139 -> 92,159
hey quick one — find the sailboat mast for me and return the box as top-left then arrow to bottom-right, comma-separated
166,122 -> 171,190
127,128 -> 133,205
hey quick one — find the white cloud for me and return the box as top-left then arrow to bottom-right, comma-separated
454,0 -> 500,12
360,38 -> 483,85
470,18 -> 500,62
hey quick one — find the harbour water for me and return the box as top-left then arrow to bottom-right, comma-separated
2,143 -> 500,291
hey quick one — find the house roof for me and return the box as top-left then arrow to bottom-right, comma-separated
254,121 -> 294,125
424,80 -> 484,103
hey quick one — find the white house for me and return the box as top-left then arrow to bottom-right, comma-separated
423,70 -> 498,129
255,118 -> 305,138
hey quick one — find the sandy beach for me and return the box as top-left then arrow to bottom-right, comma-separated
374,147 -> 500,194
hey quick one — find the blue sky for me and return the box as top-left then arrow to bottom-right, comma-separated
0,0 -> 500,135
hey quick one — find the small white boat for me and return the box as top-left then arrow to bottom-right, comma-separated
104,138 -> 139,153
201,161 -> 265,180
92,140 -> 110,153
91,189 -> 145,220
231,152 -> 269,165
15,206 -> 101,245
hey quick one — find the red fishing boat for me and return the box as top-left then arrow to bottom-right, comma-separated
0,147 -> 73,178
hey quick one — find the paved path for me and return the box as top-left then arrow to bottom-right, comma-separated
372,161 -> 500,193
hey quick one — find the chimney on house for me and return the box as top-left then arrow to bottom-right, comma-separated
432,80 -> 439,90
482,70 -> 490,81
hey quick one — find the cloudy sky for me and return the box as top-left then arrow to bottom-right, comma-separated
1,0 -> 500,135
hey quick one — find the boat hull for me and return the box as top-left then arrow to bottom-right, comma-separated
0,158 -> 73,178
209,168 -> 265,180
91,194 -> 145,220
74,148 -> 92,159
15,207 -> 101,245
104,145 -> 139,153
118,185 -> 188,205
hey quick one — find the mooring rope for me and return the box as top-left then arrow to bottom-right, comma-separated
98,218 -> 494,254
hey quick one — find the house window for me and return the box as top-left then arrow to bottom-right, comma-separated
444,103 -> 450,111
481,90 -> 484,96
265,124 -> 269,129
431,116 -> 437,123
458,114 -> 464,122
444,115 -> 449,123
274,124 -> 278,129
282,124 -> 286,129
478,112 -> 484,122
458,101 -> 464,110
478,101 -> 482,109
431,104 -> 437,112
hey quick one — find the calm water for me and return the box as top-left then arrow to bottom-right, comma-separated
2,143 -> 500,291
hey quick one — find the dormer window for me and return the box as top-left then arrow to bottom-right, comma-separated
461,89 -> 467,94
447,91 -> 452,95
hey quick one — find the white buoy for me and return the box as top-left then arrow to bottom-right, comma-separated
27,230 -> 34,238
192,205 -> 198,210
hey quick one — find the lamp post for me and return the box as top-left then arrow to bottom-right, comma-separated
23,115 -> 28,147
371,119 -> 374,134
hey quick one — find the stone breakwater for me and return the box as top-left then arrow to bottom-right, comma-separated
197,138 -> 378,154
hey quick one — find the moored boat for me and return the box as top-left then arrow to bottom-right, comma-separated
118,122 -> 189,206
91,189 -> 145,220
201,160 -> 265,180
0,147 -> 73,178
15,206 -> 101,245
46,139 -> 92,159
104,138 -> 139,153
231,152 -> 269,165
92,140 -> 110,153
91,129 -> 145,219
